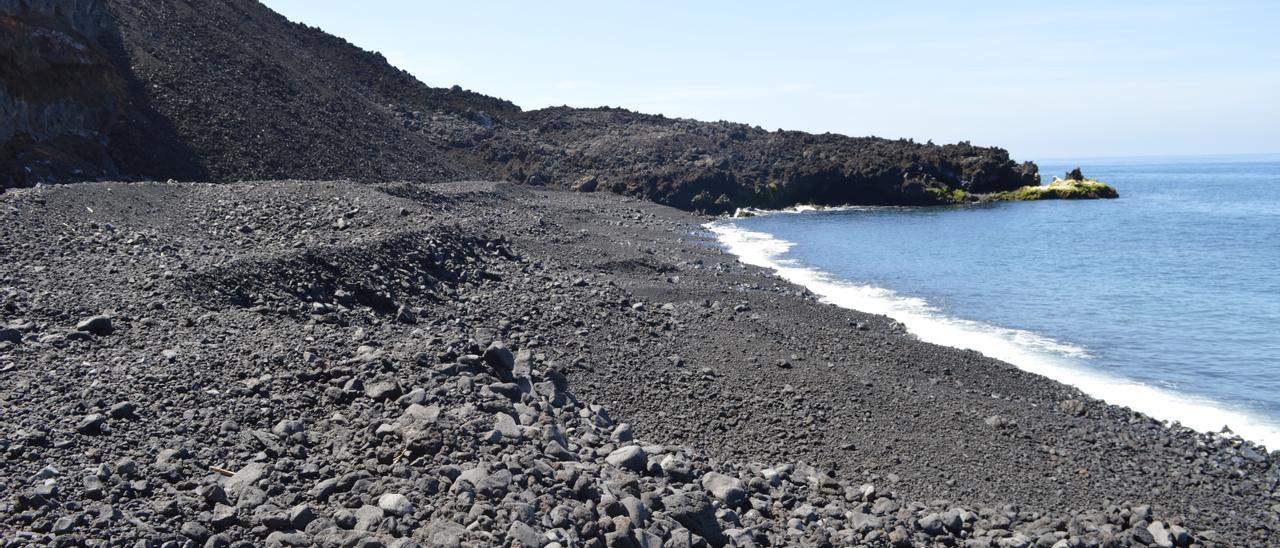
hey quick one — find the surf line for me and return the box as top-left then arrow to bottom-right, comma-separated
705,220 -> 1280,450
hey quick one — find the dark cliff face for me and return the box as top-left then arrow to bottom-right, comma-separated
1,0 -> 122,186
0,0 -> 1040,209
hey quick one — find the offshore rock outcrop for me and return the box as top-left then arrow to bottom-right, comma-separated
989,177 -> 1119,201
1,0 -> 1039,211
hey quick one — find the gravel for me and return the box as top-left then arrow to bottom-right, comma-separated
0,180 -> 1274,545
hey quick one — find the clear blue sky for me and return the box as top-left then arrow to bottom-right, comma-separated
262,1 -> 1278,161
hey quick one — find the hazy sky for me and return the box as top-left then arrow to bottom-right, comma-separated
261,1 -> 1278,161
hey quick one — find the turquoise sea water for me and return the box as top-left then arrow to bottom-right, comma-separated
709,154 -> 1280,448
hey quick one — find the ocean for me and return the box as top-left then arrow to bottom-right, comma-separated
708,154 -> 1280,449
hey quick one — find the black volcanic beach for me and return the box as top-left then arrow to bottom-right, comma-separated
1,180 -> 1275,546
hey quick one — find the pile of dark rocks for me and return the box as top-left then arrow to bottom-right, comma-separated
4,332 -> 1205,547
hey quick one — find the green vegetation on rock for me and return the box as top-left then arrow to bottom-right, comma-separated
994,178 -> 1119,201
924,187 -> 972,204
986,168 -> 1119,201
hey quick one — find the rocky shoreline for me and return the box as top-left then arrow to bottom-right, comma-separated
1,180 -> 1275,546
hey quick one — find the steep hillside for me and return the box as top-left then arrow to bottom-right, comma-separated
1,0 -> 1040,211
100,0 -> 517,183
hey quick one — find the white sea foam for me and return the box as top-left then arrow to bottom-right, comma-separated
733,204 -> 876,218
706,220 -> 1280,450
